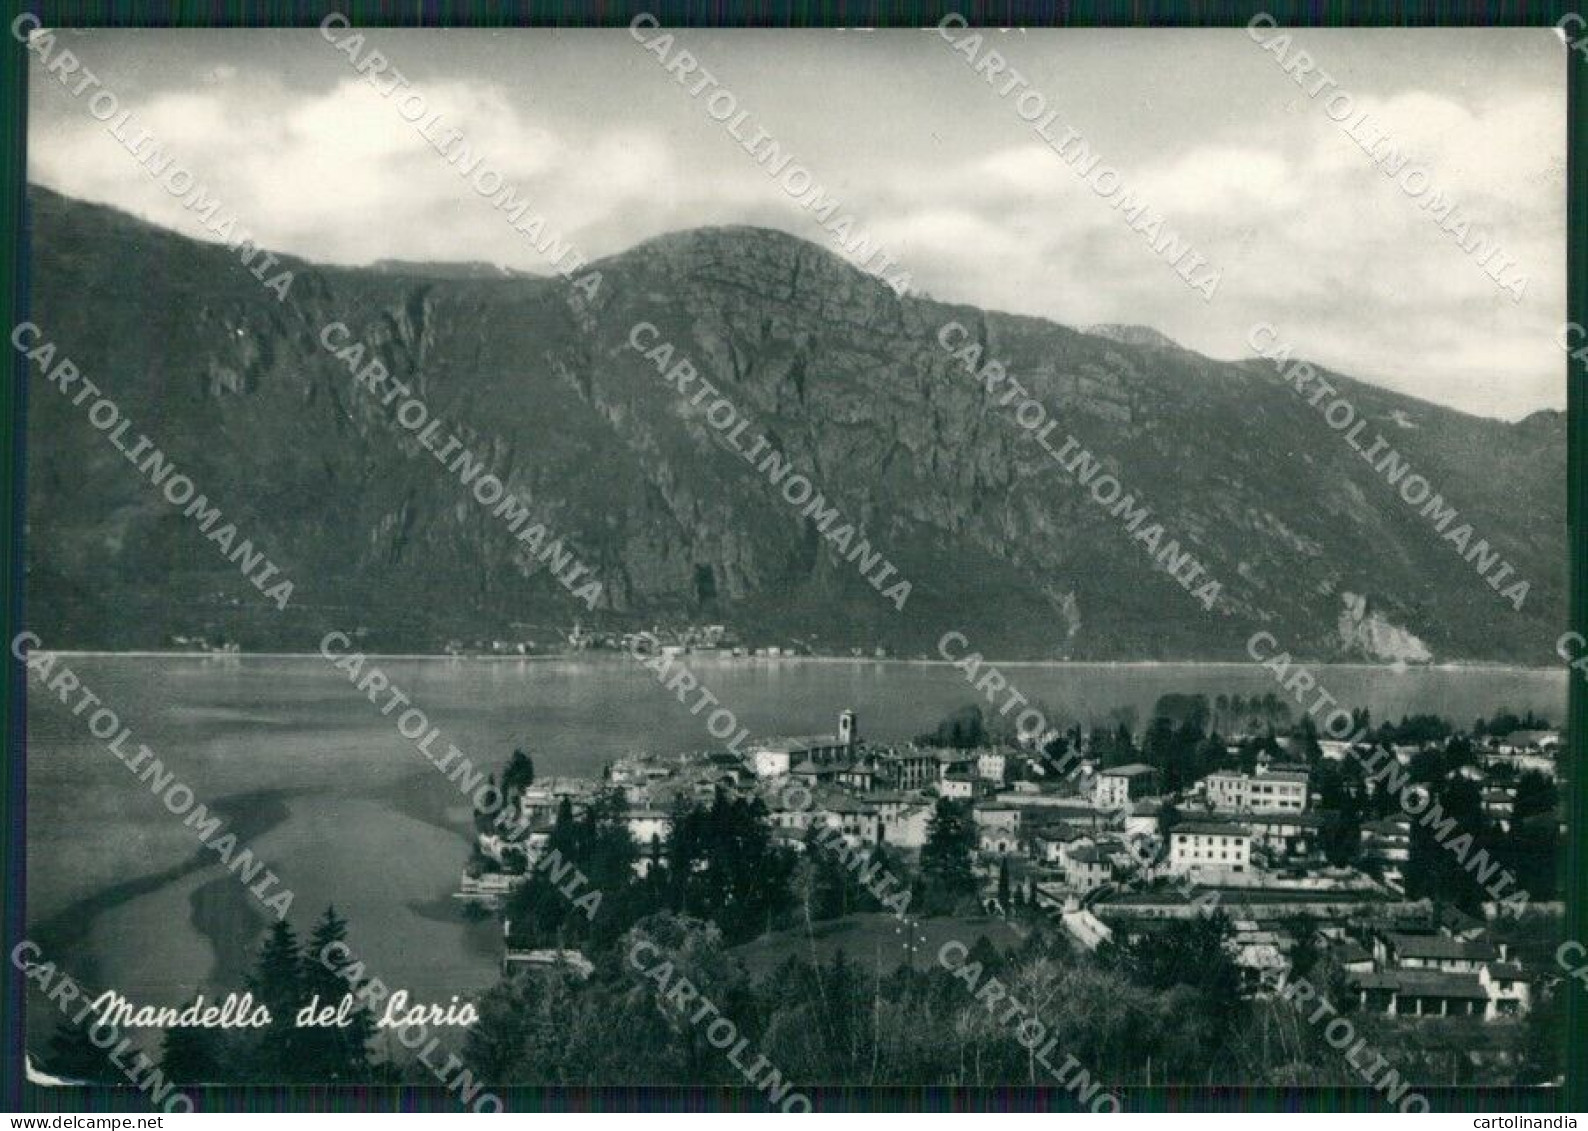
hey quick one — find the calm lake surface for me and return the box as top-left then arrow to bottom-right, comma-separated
24,654 -> 1566,1031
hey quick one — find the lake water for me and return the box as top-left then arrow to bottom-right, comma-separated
23,653 -> 1565,1043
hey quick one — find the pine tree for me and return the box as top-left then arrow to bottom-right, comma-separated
996,856 -> 1011,912
921,798 -> 978,910
503,748 -> 536,796
298,906 -> 374,1082
159,1004 -> 227,1083
246,919 -> 305,1083
44,1017 -> 117,1082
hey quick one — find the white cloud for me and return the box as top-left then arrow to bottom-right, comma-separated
26,36 -> 1565,419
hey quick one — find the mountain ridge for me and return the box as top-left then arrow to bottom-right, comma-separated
22,184 -> 1565,661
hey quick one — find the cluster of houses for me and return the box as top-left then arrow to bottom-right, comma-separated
460,706 -> 1561,1026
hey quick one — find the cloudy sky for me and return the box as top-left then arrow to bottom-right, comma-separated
28,27 -> 1566,419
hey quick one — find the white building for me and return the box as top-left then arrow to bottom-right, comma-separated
940,774 -> 975,800
1093,764 -> 1159,809
976,750 -> 1008,782
882,803 -> 933,848
1204,769 -> 1308,813
747,711 -> 861,778
1168,822 -> 1251,875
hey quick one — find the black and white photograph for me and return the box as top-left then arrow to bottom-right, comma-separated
4,12 -> 1581,1116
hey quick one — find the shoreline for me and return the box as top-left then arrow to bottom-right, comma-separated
29,650 -> 1567,672
28,787 -> 299,990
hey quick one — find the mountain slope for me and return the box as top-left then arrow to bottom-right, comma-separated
22,186 -> 1565,660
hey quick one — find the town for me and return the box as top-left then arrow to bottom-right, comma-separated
460,692 -> 1564,1047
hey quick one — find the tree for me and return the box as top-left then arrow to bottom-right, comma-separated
1156,799 -> 1181,846
996,857 -> 1012,912
298,906 -> 374,1082
160,1004 -> 228,1083
660,789 -> 792,943
915,704 -> 987,749
1404,778 -> 1485,912
44,1018 -> 118,1083
1277,915 -> 1321,982
1512,771 -> 1557,823
246,919 -> 306,1082
503,748 -> 536,796
920,798 -> 978,911
1112,913 -> 1245,1044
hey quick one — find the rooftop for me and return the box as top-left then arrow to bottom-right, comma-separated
1176,822 -> 1251,838
1348,970 -> 1488,1000
752,734 -> 845,755
1384,932 -> 1498,962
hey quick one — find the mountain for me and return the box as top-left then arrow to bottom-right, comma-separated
22,186 -> 1565,661
370,259 -> 537,281
1083,323 -> 1183,351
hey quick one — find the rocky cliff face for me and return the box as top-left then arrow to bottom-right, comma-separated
22,187 -> 1565,659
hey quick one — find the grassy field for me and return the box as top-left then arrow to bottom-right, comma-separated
732,912 -> 1027,977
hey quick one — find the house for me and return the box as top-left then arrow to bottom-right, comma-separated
1499,729 -> 1560,753
881,802 -> 933,849
751,744 -> 795,778
454,870 -> 523,908
939,773 -> 976,800
1204,771 -> 1248,812
626,809 -> 670,846
972,802 -> 1020,834
1480,962 -> 1532,1018
866,791 -> 915,823
810,793 -> 881,847
749,735 -> 848,777
1122,798 -> 1163,838
747,711 -> 861,777
517,778 -> 598,824
1329,939 -> 1376,974
789,758 -> 840,785
1032,824 -> 1091,865
1360,817 -> 1411,863
764,787 -> 879,847
1255,752 -> 1311,777
1346,970 -> 1489,1018
1205,769 -> 1309,814
1167,822 -> 1251,875
976,750 -> 1009,783
501,947 -> 595,980
835,759 -> 877,793
979,826 -> 1019,855
1239,811 -> 1326,858
1061,840 -> 1125,893
1230,921 -> 1289,992
1380,932 -> 1498,973
872,745 -> 940,790
1482,787 -> 1517,831
1094,764 -> 1159,808
934,748 -> 979,781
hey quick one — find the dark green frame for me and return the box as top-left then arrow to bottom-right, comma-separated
0,0 -> 1579,1113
